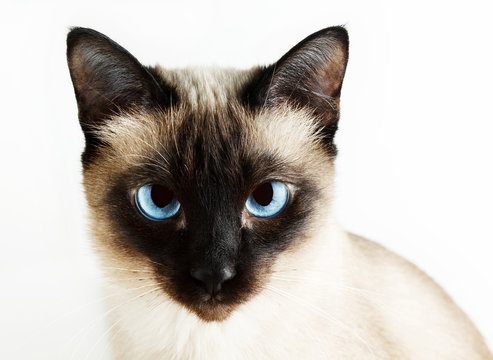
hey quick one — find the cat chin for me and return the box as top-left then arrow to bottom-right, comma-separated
165,286 -> 249,322
190,302 -> 236,322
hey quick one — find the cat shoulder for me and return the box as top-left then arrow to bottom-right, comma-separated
345,232 -> 492,359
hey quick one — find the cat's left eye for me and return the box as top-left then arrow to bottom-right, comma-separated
245,181 -> 289,218
135,184 -> 180,221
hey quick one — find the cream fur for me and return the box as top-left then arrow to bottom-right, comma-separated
84,68 -> 492,359
101,216 -> 492,359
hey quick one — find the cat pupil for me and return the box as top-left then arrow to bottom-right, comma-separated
252,183 -> 274,206
151,185 -> 173,208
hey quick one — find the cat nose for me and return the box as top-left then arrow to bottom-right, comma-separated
190,266 -> 236,296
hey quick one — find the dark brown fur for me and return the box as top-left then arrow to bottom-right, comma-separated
67,26 -> 347,321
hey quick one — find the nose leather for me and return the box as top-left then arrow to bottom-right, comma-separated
190,266 -> 236,296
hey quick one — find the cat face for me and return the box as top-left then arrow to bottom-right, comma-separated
67,27 -> 348,321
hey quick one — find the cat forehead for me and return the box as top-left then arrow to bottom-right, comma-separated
98,109 -> 325,174
156,66 -> 255,109
95,67 -> 328,174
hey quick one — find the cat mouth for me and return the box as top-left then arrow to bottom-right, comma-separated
162,277 -> 249,322
180,287 -> 242,322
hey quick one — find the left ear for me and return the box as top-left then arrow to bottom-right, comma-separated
244,26 -> 349,142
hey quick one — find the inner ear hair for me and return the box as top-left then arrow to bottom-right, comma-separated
66,27 -> 175,131
243,26 -> 349,144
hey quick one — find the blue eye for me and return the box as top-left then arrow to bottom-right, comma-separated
245,181 -> 289,218
135,184 -> 180,221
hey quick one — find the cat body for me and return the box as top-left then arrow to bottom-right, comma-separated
67,27 -> 492,359
102,224 -> 490,360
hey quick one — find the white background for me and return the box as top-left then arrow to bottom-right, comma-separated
1,0 -> 492,358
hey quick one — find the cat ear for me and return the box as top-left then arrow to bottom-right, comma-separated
67,27 -> 174,133
245,26 -> 349,143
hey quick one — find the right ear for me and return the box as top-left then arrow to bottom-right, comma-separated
242,26 -> 348,149
66,27 -> 175,162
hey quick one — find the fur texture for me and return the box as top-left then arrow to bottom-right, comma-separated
67,27 -> 493,359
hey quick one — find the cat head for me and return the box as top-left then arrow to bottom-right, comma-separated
67,27 -> 348,321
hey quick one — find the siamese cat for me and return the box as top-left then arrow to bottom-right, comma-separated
67,26 -> 492,359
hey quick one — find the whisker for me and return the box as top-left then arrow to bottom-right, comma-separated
147,259 -> 166,267
14,280 -> 160,358
69,283 -> 164,359
139,138 -> 170,167
87,151 -> 169,178
272,271 -> 426,328
102,277 -> 157,282
168,115 -> 181,158
48,282 -> 159,330
98,290 -> 165,359
100,266 -> 154,273
271,274 -> 383,296
270,274 -> 400,318
123,153 -> 170,175
82,317 -> 124,360
265,284 -> 376,360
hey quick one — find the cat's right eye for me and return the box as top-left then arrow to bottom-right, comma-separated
135,184 -> 180,221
